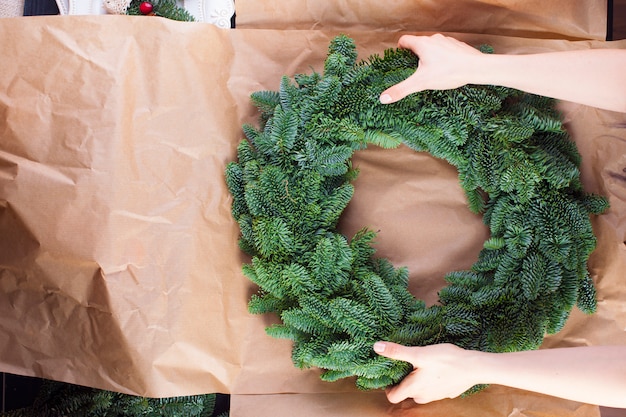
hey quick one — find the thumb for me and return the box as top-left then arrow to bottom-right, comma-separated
373,341 -> 418,366
379,73 -> 422,104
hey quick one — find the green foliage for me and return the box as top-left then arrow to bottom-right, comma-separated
226,34 -> 608,390
1,380 -> 223,417
126,0 -> 195,21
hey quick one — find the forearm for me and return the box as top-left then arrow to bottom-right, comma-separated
472,50 -> 626,113
473,346 -> 626,407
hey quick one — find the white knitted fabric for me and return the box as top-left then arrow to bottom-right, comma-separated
0,0 -> 25,17
103,0 -> 131,14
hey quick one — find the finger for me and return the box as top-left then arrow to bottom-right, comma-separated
389,382 -> 432,405
385,371 -> 425,404
379,72 -> 422,104
385,384 -> 409,404
373,341 -> 419,365
397,34 -> 429,52
397,33 -> 447,52
397,34 -> 417,50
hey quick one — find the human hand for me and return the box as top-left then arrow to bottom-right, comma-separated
373,341 -> 481,404
379,34 -> 483,104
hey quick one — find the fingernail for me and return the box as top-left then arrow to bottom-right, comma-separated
379,94 -> 392,104
373,342 -> 386,353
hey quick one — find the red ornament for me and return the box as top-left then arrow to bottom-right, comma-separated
139,2 -> 154,15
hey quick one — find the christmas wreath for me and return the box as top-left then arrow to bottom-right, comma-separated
225,35 -> 608,390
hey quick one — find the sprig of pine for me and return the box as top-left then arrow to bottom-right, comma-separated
1,380 -> 223,417
126,0 -> 195,21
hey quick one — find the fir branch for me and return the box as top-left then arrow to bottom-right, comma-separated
1,380 -> 220,417
127,0 -> 195,21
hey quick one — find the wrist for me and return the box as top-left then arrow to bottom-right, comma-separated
467,53 -> 493,86
461,349 -> 496,386
469,349 -> 532,389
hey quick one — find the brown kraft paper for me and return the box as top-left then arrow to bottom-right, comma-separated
235,0 -> 607,41
0,14 -> 625,417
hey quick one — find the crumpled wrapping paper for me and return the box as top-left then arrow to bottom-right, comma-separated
236,0 -> 607,41
0,10 -> 623,417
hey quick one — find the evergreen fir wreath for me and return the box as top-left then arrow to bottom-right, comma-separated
225,35 -> 608,390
